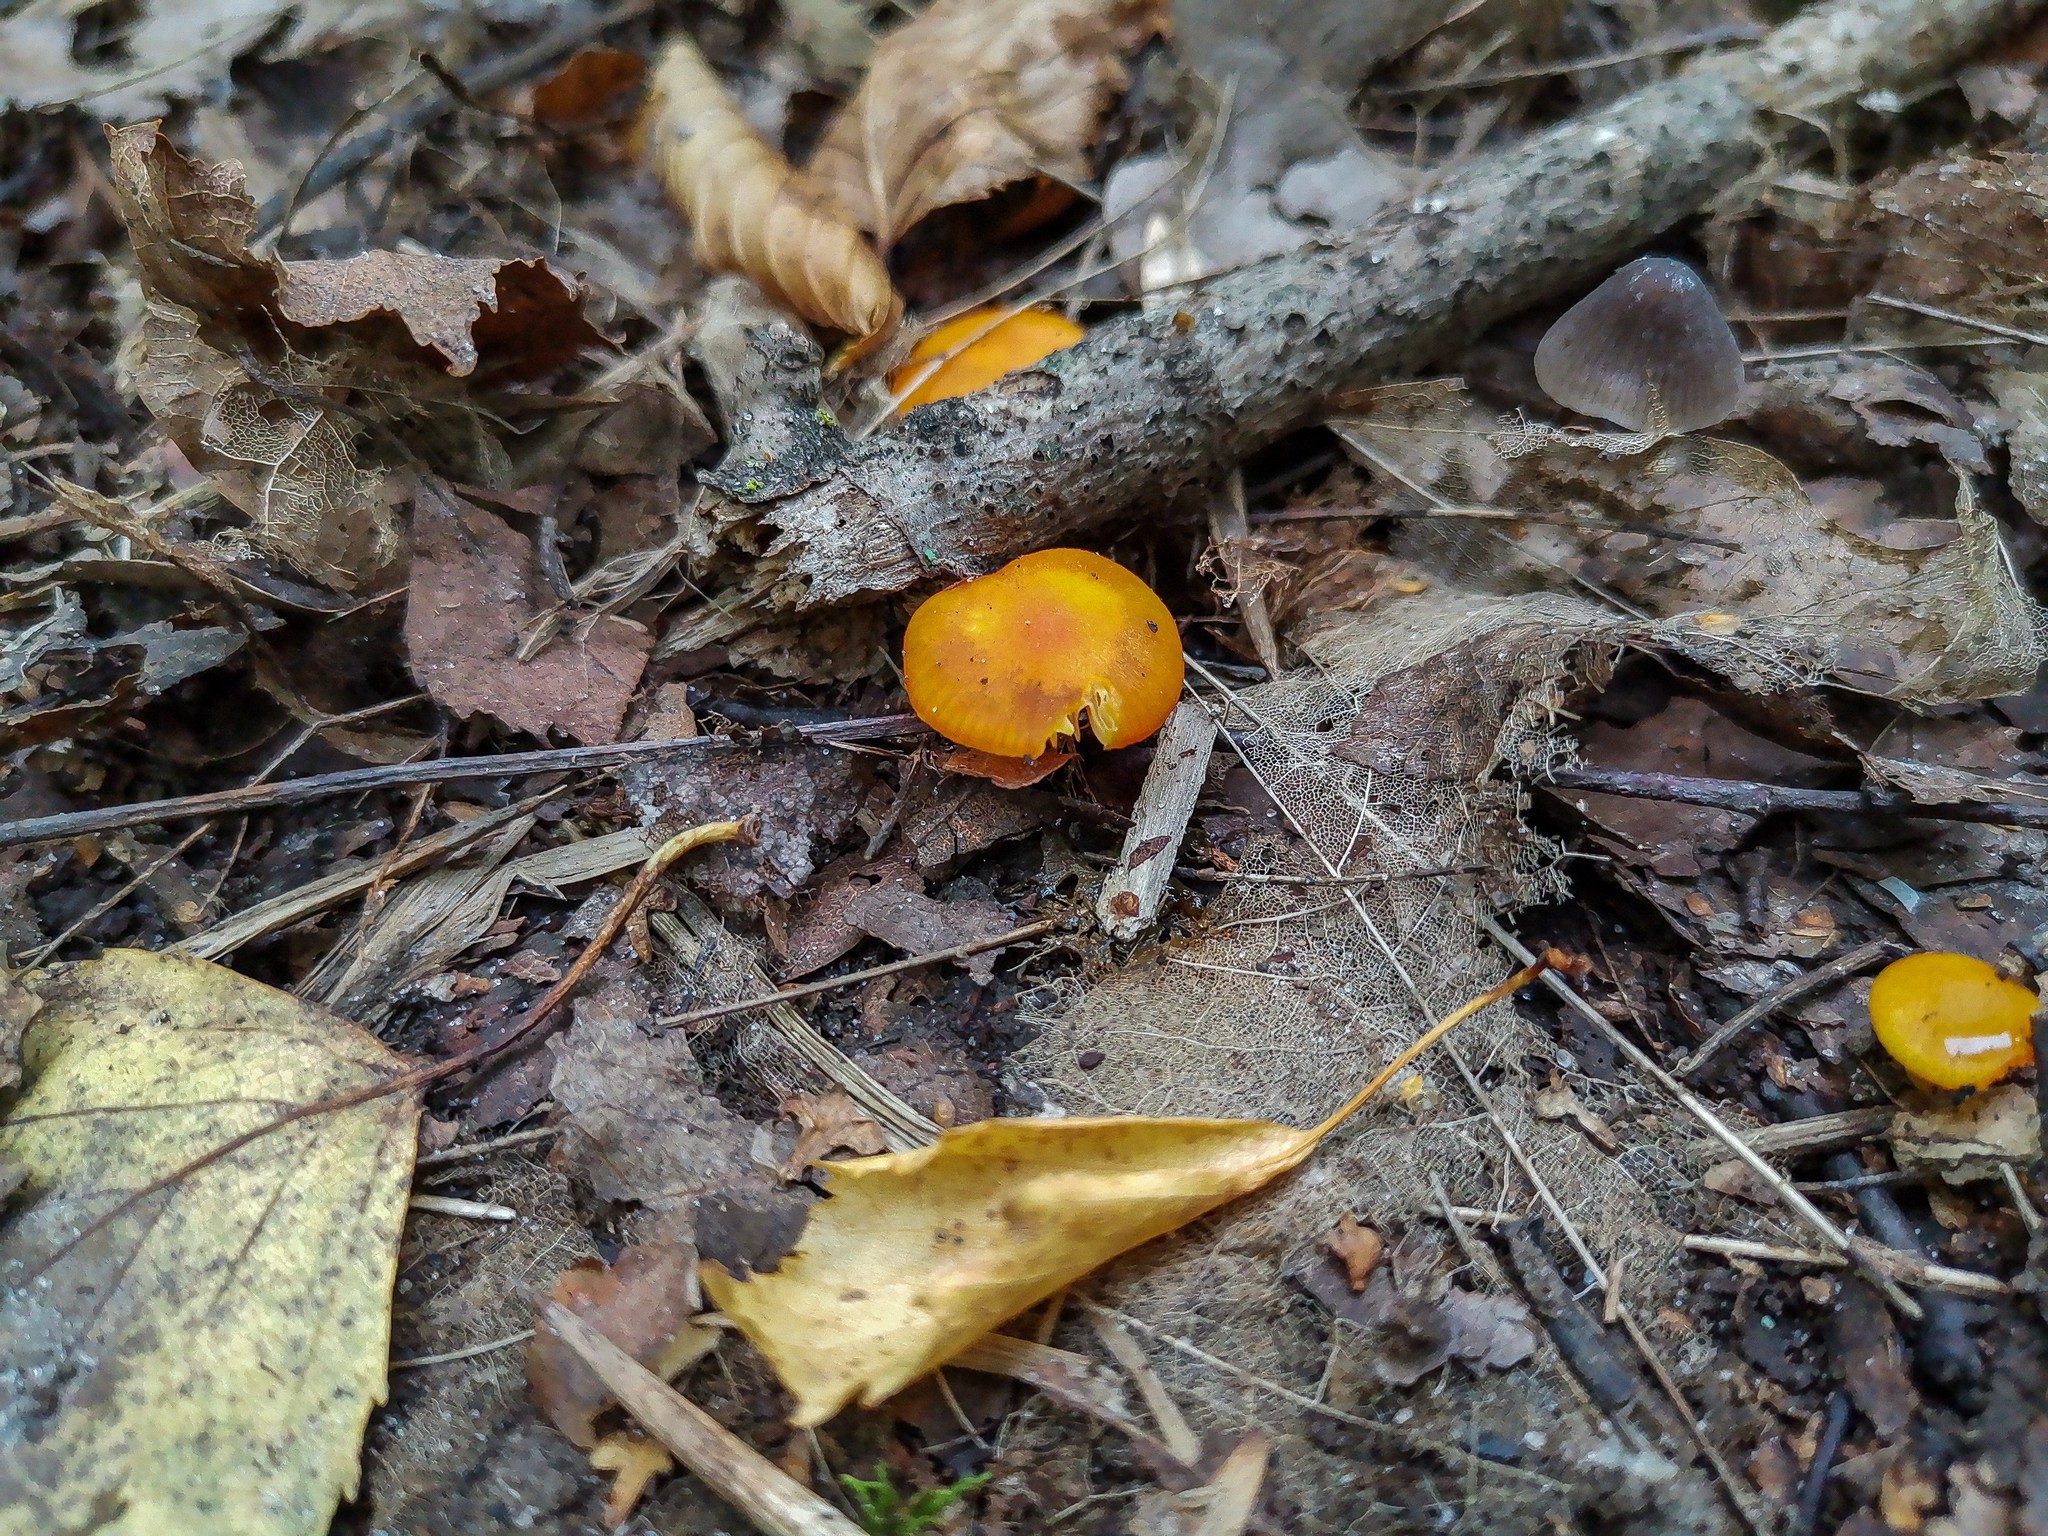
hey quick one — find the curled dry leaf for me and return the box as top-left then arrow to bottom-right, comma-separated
643,37 -> 901,344
1326,1212 -> 1384,1292
809,0 -> 1169,247
105,122 -> 604,590
1889,1083 -> 2042,1184
274,251 -> 603,379
701,960 -> 1544,1424
0,949 -> 418,1534
780,1089 -> 889,1178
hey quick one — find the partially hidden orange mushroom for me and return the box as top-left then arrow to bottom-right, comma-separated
892,307 -> 1085,412
903,549 -> 1182,759
1868,951 -> 2036,1091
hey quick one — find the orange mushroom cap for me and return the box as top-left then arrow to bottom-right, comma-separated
1868,951 -> 2036,1091
892,307 -> 1085,412
903,549 -> 1183,758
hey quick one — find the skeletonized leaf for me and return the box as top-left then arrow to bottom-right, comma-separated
808,0 -> 1169,247
701,961 -> 1541,1425
643,37 -> 901,343
0,948 -> 418,1535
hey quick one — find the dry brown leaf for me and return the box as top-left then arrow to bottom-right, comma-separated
938,746 -> 1077,788
809,0 -> 1169,247
1325,1213 -> 1384,1292
701,959 -> 1545,1424
105,123 -> 605,589
841,881 -> 1013,983
642,37 -> 900,343
529,47 -> 649,135
1870,153 -> 2048,339
529,1243 -> 715,1450
780,1089 -> 889,1177
1530,1070 -> 1622,1154
107,124 -> 603,380
590,1431 -> 674,1529
404,482 -> 652,743
1889,1083 -> 2042,1184
275,251 -> 602,379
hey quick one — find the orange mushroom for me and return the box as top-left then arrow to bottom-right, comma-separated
903,548 -> 1182,759
892,307 -> 1085,412
1868,951 -> 2036,1091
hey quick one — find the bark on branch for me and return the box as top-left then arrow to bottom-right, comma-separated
718,0 -> 2037,613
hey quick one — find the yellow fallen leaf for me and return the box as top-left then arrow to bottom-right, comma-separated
642,36 -> 901,347
0,949 -> 418,1535
703,957 -> 1548,1424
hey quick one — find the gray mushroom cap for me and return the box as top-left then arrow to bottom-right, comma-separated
1533,256 -> 1746,435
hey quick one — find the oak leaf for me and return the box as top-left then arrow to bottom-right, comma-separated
105,122 -> 605,589
701,960 -> 1543,1424
0,948 -> 418,1535
643,37 -> 901,343
808,0 -> 1169,248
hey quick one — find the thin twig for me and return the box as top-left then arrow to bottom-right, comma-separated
0,715 -> 923,851
1175,863 -> 1489,887
1673,939 -> 1902,1078
391,1329 -> 536,1370
1864,292 -> 2048,349
541,1301 -> 864,1536
1099,1308 -> 1566,1492
252,0 -> 661,239
409,1194 -> 517,1221
1681,1233 -> 2010,1297
416,1125 -> 560,1167
655,917 -> 1063,1033
1793,1392 -> 1851,1536
1483,917 -> 1927,1321
1546,764 -> 2048,830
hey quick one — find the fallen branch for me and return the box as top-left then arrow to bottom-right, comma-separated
716,0 -> 2036,613
0,714 -> 922,851
1544,765 -> 2048,831
654,915 -> 1062,1033
1681,1234 -> 2011,1299
1674,939 -> 1904,1079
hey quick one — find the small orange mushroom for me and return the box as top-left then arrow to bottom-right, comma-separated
903,548 -> 1182,759
892,307 -> 1085,412
1868,951 -> 2036,1091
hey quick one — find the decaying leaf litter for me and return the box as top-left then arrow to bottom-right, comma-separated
4,0 -> 2048,1530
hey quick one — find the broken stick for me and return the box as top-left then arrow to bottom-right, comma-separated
714,0 -> 2035,613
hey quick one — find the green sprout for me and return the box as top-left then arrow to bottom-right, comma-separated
838,1464 -> 990,1536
